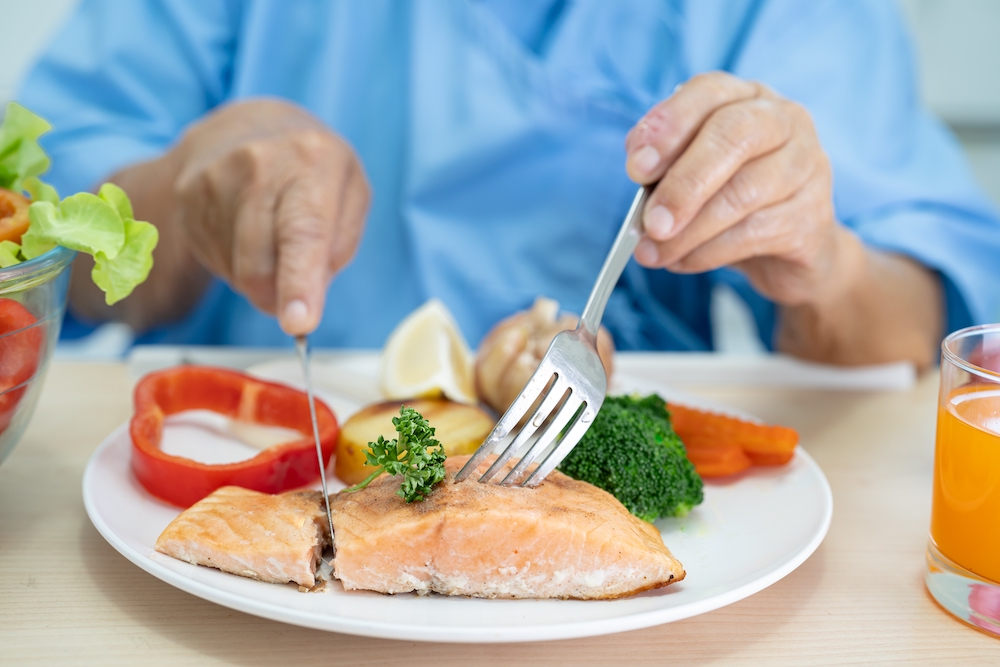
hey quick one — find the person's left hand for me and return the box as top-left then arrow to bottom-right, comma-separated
625,71 -> 856,308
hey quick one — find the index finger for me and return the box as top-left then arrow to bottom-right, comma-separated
274,181 -> 337,336
625,71 -> 769,183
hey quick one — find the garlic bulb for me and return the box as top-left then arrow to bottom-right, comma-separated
475,297 -> 615,414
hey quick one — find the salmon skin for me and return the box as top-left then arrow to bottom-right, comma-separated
331,455 -> 686,599
155,486 -> 330,587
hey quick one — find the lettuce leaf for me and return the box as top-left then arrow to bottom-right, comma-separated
1,104 -> 156,305
0,103 -> 51,194
23,176 -> 59,205
0,240 -> 22,268
92,219 -> 158,304
25,192 -> 125,259
97,182 -> 133,220
18,225 -> 56,261
24,184 -> 156,303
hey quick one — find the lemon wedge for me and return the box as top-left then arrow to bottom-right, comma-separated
378,299 -> 478,405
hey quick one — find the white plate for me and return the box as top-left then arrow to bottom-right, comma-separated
83,356 -> 832,643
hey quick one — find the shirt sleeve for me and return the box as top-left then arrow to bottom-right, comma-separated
17,0 -> 241,196
688,0 -> 1000,333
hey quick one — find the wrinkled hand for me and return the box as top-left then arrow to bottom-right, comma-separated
626,71 -> 851,308
173,99 -> 369,335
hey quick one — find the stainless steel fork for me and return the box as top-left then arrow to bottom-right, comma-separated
455,185 -> 652,487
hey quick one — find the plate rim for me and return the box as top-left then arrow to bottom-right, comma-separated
82,376 -> 833,643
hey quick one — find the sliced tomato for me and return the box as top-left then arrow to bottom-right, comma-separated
0,298 -> 42,433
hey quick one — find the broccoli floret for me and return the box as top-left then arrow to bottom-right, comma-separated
558,394 -> 703,522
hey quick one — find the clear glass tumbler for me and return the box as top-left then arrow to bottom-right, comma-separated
926,324 -> 1000,637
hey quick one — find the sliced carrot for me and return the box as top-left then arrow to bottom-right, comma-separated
683,443 -> 752,477
668,403 -> 798,469
731,423 -> 797,465
743,440 -> 796,466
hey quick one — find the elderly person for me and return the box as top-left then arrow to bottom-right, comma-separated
20,0 -> 1000,369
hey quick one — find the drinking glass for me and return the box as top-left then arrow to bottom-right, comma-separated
926,324 -> 1000,636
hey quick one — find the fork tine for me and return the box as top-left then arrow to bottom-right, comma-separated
522,401 -> 600,487
454,360 -> 556,482
500,392 -> 584,486
478,374 -> 568,483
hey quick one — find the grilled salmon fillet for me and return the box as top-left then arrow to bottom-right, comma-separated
330,455 -> 685,599
155,486 -> 329,587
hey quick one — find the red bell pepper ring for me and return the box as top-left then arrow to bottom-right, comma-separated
130,366 -> 339,508
0,298 -> 43,433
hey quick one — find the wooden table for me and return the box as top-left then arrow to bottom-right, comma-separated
1,357 -> 997,665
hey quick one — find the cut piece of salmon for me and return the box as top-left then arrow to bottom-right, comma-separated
330,455 -> 686,599
155,486 -> 330,587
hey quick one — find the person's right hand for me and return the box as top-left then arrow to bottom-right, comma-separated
171,99 -> 370,335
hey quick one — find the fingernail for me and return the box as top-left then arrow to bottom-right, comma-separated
628,145 -> 660,178
635,238 -> 660,265
282,299 -> 310,333
625,121 -> 650,153
645,205 -> 674,239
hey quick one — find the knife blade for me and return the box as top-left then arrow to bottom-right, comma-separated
295,335 -> 336,559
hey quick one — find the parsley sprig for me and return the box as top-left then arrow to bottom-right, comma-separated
344,406 -> 447,502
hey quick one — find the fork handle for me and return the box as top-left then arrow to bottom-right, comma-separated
579,185 -> 653,337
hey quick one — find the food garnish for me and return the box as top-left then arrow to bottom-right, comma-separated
475,296 -> 615,414
378,299 -> 477,404
343,405 -> 447,503
668,403 -> 799,476
335,398 -> 492,485
0,102 -> 157,303
558,394 -> 704,522
130,366 -> 339,507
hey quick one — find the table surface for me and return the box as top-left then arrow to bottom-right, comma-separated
1,356 -> 997,666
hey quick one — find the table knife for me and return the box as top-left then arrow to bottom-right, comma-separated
295,335 -> 336,558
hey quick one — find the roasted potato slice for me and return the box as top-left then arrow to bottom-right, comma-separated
335,398 -> 495,485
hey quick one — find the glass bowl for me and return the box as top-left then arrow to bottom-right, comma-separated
0,245 -> 75,465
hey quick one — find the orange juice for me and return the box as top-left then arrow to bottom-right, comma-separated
930,387 -> 1000,583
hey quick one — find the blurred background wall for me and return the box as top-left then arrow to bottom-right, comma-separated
0,0 -> 76,108
899,0 -> 1000,206
0,0 -> 997,356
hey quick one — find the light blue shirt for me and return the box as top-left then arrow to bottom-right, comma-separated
20,0 -> 1000,350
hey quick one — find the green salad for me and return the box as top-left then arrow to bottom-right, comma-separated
0,102 -> 157,303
